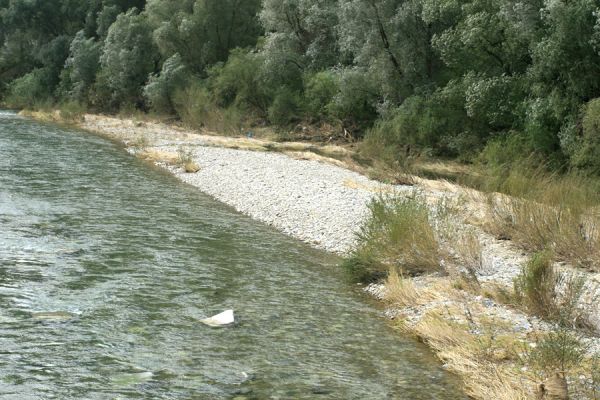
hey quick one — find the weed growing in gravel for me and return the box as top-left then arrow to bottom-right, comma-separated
132,134 -> 150,151
514,251 -> 556,318
529,328 -> 585,377
513,251 -> 587,327
177,146 -> 200,173
342,193 -> 440,282
527,327 -> 585,399
384,269 -> 420,307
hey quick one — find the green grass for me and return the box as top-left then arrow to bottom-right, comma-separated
343,193 -> 440,282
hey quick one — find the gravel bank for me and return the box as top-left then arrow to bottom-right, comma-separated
157,144 -> 410,254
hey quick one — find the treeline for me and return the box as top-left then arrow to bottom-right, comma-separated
2,0 -> 600,172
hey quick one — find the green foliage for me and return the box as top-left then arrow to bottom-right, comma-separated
2,0 -> 600,175
268,88 -> 301,127
98,8 -> 158,110
65,30 -> 101,102
344,193 -> 440,282
303,71 -> 338,121
514,251 -> 556,319
514,251 -> 588,326
208,49 -> 271,115
143,53 -> 188,114
6,68 -> 54,108
529,328 -> 585,376
150,0 -> 262,74
571,98 -> 600,173
172,80 -> 213,128
327,68 -> 378,135
173,80 -> 245,135
58,100 -> 87,123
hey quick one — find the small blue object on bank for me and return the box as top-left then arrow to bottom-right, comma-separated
246,131 -> 254,139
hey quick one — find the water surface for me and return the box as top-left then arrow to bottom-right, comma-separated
0,111 -> 465,399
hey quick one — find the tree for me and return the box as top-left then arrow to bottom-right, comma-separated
64,30 -> 102,102
151,0 -> 262,74
143,53 -> 188,114
98,8 -> 157,109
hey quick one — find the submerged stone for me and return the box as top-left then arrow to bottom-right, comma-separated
111,371 -> 154,387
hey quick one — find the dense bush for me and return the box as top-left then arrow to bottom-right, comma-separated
143,53 -> 188,114
6,68 -> 54,108
208,49 -> 271,116
268,88 -> 301,127
343,194 -> 440,282
303,71 -> 338,121
572,98 -> 600,173
98,8 -> 158,110
64,31 -> 101,102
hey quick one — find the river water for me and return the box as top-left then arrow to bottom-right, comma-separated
0,111 -> 465,399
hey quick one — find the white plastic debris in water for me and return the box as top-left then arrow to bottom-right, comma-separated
200,310 -> 234,327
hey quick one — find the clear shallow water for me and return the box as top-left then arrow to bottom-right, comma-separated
0,111 -> 465,399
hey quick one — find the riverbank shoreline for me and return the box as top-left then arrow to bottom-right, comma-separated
21,110 -> 600,399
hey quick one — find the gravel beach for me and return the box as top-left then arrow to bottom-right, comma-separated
160,145 -> 406,254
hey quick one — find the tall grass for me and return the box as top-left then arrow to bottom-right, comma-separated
342,193 -> 440,281
58,100 -> 86,123
513,251 -> 587,327
513,251 -> 557,318
471,162 -> 600,270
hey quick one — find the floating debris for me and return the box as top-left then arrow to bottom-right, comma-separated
200,309 -> 234,327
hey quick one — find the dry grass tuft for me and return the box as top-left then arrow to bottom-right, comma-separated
138,149 -> 179,165
410,312 -> 534,400
384,269 -> 421,307
183,161 -> 200,173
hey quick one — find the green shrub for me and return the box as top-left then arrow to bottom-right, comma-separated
529,328 -> 585,376
514,251 -> 556,318
362,96 -> 426,162
478,133 -> 533,171
572,98 -> 600,173
6,68 -> 54,109
303,71 -> 338,121
343,193 -> 440,282
173,81 -> 214,129
173,80 -> 245,135
143,53 -> 188,115
361,84 -> 479,164
208,49 -> 271,115
327,67 -> 378,135
513,251 -> 587,325
341,250 -> 385,283
268,88 -> 301,127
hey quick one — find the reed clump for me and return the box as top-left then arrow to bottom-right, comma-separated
342,193 -> 440,282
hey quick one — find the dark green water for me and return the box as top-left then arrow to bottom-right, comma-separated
0,111 -> 465,399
